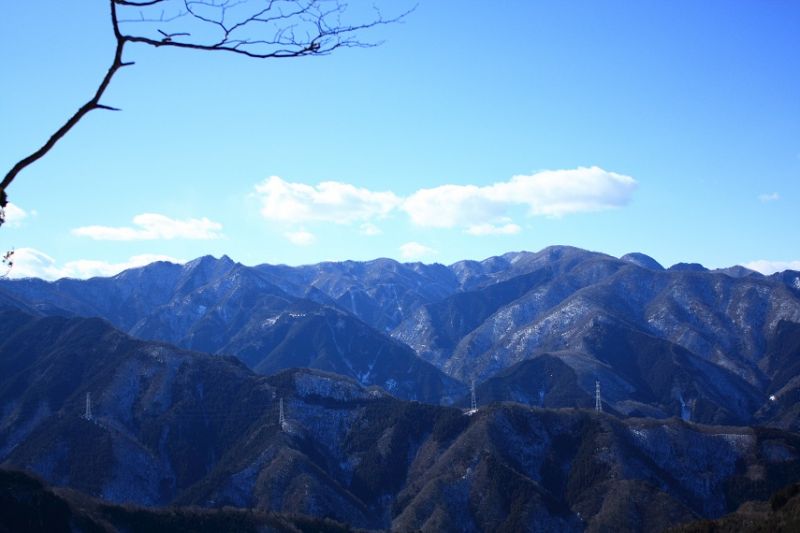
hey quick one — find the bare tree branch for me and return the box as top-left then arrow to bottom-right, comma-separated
116,0 -> 168,6
0,0 -> 413,226
0,249 -> 13,278
0,0 -> 130,219
120,0 -> 412,59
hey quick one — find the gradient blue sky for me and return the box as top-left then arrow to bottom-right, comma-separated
2,0 -> 799,279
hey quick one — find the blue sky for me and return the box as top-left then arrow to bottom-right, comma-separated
2,0 -> 799,279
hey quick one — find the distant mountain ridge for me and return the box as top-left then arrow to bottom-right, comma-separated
0,256 -> 461,404
2,246 -> 800,427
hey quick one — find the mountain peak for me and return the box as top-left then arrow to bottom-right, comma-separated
181,255 -> 238,281
668,262 -> 709,273
713,265 -> 763,278
620,252 -> 664,270
184,254 -> 234,269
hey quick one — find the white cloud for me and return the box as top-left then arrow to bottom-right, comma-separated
758,192 -> 780,203
402,166 -> 637,230
285,230 -> 316,246
3,203 -> 29,227
4,248 -> 62,280
6,248 -> 183,280
359,222 -> 382,236
399,242 -> 437,261
72,213 -> 223,241
402,184 -> 505,229
254,176 -> 401,225
744,259 -> 800,275
253,167 -> 636,237
502,166 -> 637,216
466,222 -> 522,236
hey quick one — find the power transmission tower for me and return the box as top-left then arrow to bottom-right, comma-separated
83,392 -> 93,421
470,379 -> 477,411
464,380 -> 478,415
595,380 -> 602,413
279,397 -> 286,430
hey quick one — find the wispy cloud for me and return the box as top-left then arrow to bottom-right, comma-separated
745,259 -> 800,275
399,242 -> 437,261
465,221 -> 522,236
253,167 -> 637,238
6,248 -> 183,280
359,222 -> 383,236
3,203 -> 31,228
758,192 -> 780,203
72,213 -> 223,241
285,229 -> 316,246
254,176 -> 401,225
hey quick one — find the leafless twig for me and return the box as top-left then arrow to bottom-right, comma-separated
0,0 -> 413,226
0,249 -> 13,278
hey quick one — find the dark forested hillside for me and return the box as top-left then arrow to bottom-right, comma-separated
0,468 -> 355,533
2,309 -> 800,531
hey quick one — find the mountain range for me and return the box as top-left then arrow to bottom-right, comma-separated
2,246 -> 799,426
2,245 -> 800,531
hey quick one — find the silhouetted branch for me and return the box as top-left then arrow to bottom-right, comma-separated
0,0 -> 412,226
0,249 -> 12,278
0,0 -> 129,221
116,0 -> 168,6
120,0 -> 413,59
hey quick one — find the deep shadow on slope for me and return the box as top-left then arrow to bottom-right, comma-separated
0,467 -> 357,533
670,482 -> 800,533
